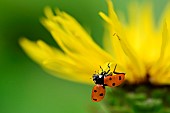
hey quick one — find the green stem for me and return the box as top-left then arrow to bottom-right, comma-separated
99,101 -> 110,113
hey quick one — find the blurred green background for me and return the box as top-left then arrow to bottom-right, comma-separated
0,0 -> 168,113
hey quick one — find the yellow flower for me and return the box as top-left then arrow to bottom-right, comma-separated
20,0 -> 170,85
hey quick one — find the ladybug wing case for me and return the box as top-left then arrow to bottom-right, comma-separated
91,84 -> 105,102
104,73 -> 125,87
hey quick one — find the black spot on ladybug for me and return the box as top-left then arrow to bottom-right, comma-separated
94,90 -> 97,92
99,93 -> 103,96
109,77 -> 112,80
112,83 -> 115,86
119,76 -> 121,80
93,98 -> 97,101
102,86 -> 105,89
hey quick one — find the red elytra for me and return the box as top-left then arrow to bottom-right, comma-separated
91,84 -> 105,102
104,73 -> 125,87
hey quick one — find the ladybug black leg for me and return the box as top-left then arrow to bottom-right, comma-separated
105,72 -> 112,77
104,84 -> 108,86
113,64 -> 117,72
106,63 -> 110,74
113,72 -> 125,75
113,64 -> 125,75
100,66 -> 103,72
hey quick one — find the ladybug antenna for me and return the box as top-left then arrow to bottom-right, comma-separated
97,70 -> 99,74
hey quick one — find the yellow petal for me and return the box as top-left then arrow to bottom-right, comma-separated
20,8 -> 117,84
101,0 -> 146,83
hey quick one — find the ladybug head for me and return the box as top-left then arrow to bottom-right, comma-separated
92,74 -> 104,85
92,74 -> 99,83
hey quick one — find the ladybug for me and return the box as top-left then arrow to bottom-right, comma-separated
91,72 -> 106,102
91,63 -> 125,102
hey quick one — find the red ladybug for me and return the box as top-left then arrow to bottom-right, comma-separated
91,64 -> 125,102
91,73 -> 106,102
